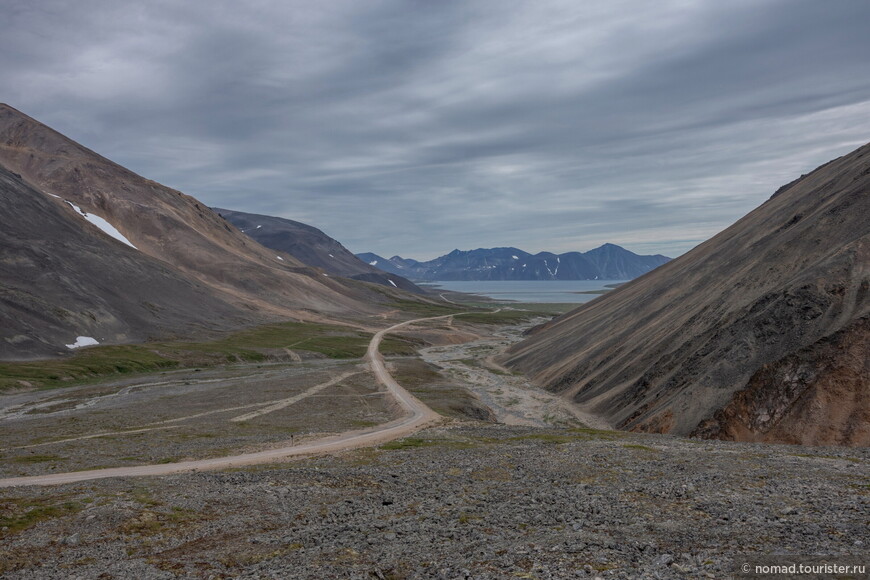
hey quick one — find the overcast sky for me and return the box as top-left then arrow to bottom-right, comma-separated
3,0 -> 870,259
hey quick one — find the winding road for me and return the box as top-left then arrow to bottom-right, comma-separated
0,315 -> 450,488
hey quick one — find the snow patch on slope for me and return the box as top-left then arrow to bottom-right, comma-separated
66,336 -> 99,349
388,279 -> 397,287
65,201 -> 137,249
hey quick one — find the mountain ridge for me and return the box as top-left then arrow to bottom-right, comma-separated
357,244 -> 670,281
214,208 -> 424,294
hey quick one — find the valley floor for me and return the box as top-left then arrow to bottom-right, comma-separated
0,424 -> 867,578
0,310 -> 867,578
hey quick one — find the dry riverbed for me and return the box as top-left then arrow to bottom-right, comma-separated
419,320 -> 611,429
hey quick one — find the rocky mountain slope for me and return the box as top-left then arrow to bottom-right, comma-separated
215,208 -> 423,293
0,165 -> 252,359
357,244 -> 670,281
0,105 -> 394,320
502,143 -> 870,446
356,252 -> 412,277
0,104 -> 416,359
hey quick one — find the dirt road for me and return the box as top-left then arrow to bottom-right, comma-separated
0,316 -> 448,488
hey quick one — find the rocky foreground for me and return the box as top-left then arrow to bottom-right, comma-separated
1,424 -> 867,579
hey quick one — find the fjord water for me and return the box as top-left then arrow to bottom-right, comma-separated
427,280 -> 627,303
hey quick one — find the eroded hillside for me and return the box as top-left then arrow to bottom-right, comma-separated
502,143 -> 870,446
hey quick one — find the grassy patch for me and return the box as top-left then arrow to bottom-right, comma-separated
130,487 -> 164,508
120,504 -> 209,537
568,427 -> 626,440
471,467 -> 512,481
389,359 -> 443,389
345,447 -> 384,466
790,453 -> 863,463
508,433 -> 577,444
390,358 -> 495,422
448,303 -> 571,325
391,299 -> 469,317
378,436 -> 481,451
219,543 -> 305,568
504,303 -> 576,315
0,321 -> 418,391
504,428 -> 626,445
458,512 -> 482,524
380,437 -> 438,450
622,444 -> 658,452
455,310 -> 540,325
11,454 -> 66,464
0,496 -> 83,535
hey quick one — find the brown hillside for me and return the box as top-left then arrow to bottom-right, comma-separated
502,142 -> 870,446
0,104 -> 387,320
0,164 -> 253,359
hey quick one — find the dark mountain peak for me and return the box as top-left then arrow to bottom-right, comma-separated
586,242 -> 625,253
217,208 -> 423,293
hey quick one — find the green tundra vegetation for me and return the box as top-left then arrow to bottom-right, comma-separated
0,321 -> 417,391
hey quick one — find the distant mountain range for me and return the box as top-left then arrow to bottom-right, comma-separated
356,244 -> 670,281
214,208 -> 423,294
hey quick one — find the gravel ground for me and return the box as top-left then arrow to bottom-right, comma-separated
1,424 -> 867,579
0,362 -> 394,477
420,331 -> 605,429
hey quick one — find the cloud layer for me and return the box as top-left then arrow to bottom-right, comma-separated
3,0 -> 870,258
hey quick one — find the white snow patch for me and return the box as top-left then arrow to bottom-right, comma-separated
323,273 -> 328,276
512,255 -> 519,260
46,192 -> 62,199
65,201 -> 137,249
369,260 -> 378,265
66,336 -> 99,349
276,256 -> 284,261
388,279 -> 397,287
256,225 -> 262,229
329,254 -> 335,258
544,260 -> 555,278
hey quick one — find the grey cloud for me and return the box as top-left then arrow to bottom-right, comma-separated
2,0 -> 870,260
